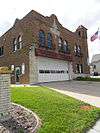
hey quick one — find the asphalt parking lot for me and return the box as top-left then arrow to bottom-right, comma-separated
41,80 -> 100,97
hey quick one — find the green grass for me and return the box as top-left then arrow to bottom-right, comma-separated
11,86 -> 100,133
75,77 -> 100,82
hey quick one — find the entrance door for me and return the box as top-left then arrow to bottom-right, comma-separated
15,67 -> 21,83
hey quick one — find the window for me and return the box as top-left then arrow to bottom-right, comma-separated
39,70 -> 45,73
13,35 -> 22,52
22,63 -> 25,74
17,35 -> 22,50
78,31 -> 81,37
13,38 -> 17,51
58,38 -> 63,52
45,70 -> 50,73
80,64 -> 83,73
63,40 -> 69,53
76,64 -> 80,73
51,70 -> 56,73
74,45 -> 77,53
11,65 -> 14,71
39,30 -> 45,47
77,45 -> 81,53
47,33 -> 52,49
76,64 -> 83,73
39,70 -> 66,74
0,46 -> 4,56
74,44 -> 81,56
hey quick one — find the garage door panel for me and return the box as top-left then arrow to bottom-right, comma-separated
37,57 -> 69,82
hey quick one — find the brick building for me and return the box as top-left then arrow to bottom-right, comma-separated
0,10 -> 90,84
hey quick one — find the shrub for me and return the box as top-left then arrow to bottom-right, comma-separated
75,77 -> 100,82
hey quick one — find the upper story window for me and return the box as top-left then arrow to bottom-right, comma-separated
39,30 -> 45,47
47,33 -> 52,49
13,35 -> 22,52
17,35 -> 22,50
0,46 -> 4,56
74,45 -> 77,53
74,44 -> 81,56
13,38 -> 17,52
78,31 -> 81,37
77,45 -> 81,53
58,38 -> 63,52
63,40 -> 69,53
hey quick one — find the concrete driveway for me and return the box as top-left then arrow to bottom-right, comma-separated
40,81 -> 100,108
42,81 -> 100,97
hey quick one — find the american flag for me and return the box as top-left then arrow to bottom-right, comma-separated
90,31 -> 98,42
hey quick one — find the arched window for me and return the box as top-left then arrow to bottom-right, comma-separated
63,40 -> 68,53
58,38 -> 63,52
77,45 -> 81,53
74,44 -> 77,53
47,33 -> 52,49
17,35 -> 22,49
39,30 -> 45,47
13,38 -> 17,51
74,44 -> 81,56
78,31 -> 81,37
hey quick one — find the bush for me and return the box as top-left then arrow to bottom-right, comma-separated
75,76 -> 100,82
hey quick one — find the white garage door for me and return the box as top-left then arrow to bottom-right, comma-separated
37,57 -> 70,82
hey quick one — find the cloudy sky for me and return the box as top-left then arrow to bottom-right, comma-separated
0,0 -> 100,62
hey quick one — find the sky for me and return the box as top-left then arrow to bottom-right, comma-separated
0,0 -> 100,62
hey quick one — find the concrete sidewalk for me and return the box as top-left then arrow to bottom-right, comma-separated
49,87 -> 100,133
49,88 -> 100,108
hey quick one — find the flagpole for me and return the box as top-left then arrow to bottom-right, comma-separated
98,27 -> 100,41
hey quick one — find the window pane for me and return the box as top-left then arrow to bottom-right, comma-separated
13,38 -> 17,51
18,35 -> 22,49
58,38 -> 63,52
63,40 -> 69,53
39,31 -> 45,46
47,33 -> 52,48
22,63 -> 25,74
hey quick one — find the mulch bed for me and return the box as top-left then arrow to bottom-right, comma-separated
80,105 -> 94,111
0,104 -> 40,133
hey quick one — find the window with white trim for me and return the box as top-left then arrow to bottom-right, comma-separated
22,63 -> 25,74
74,44 -> 81,56
13,38 -> 17,51
12,35 -> 22,52
76,64 -> 83,73
63,40 -> 69,53
58,38 -> 63,52
17,35 -> 22,49
11,65 -> 14,71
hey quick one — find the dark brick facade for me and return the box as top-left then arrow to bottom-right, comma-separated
0,10 -> 90,84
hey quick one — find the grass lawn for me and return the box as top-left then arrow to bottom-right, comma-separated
11,86 -> 100,133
